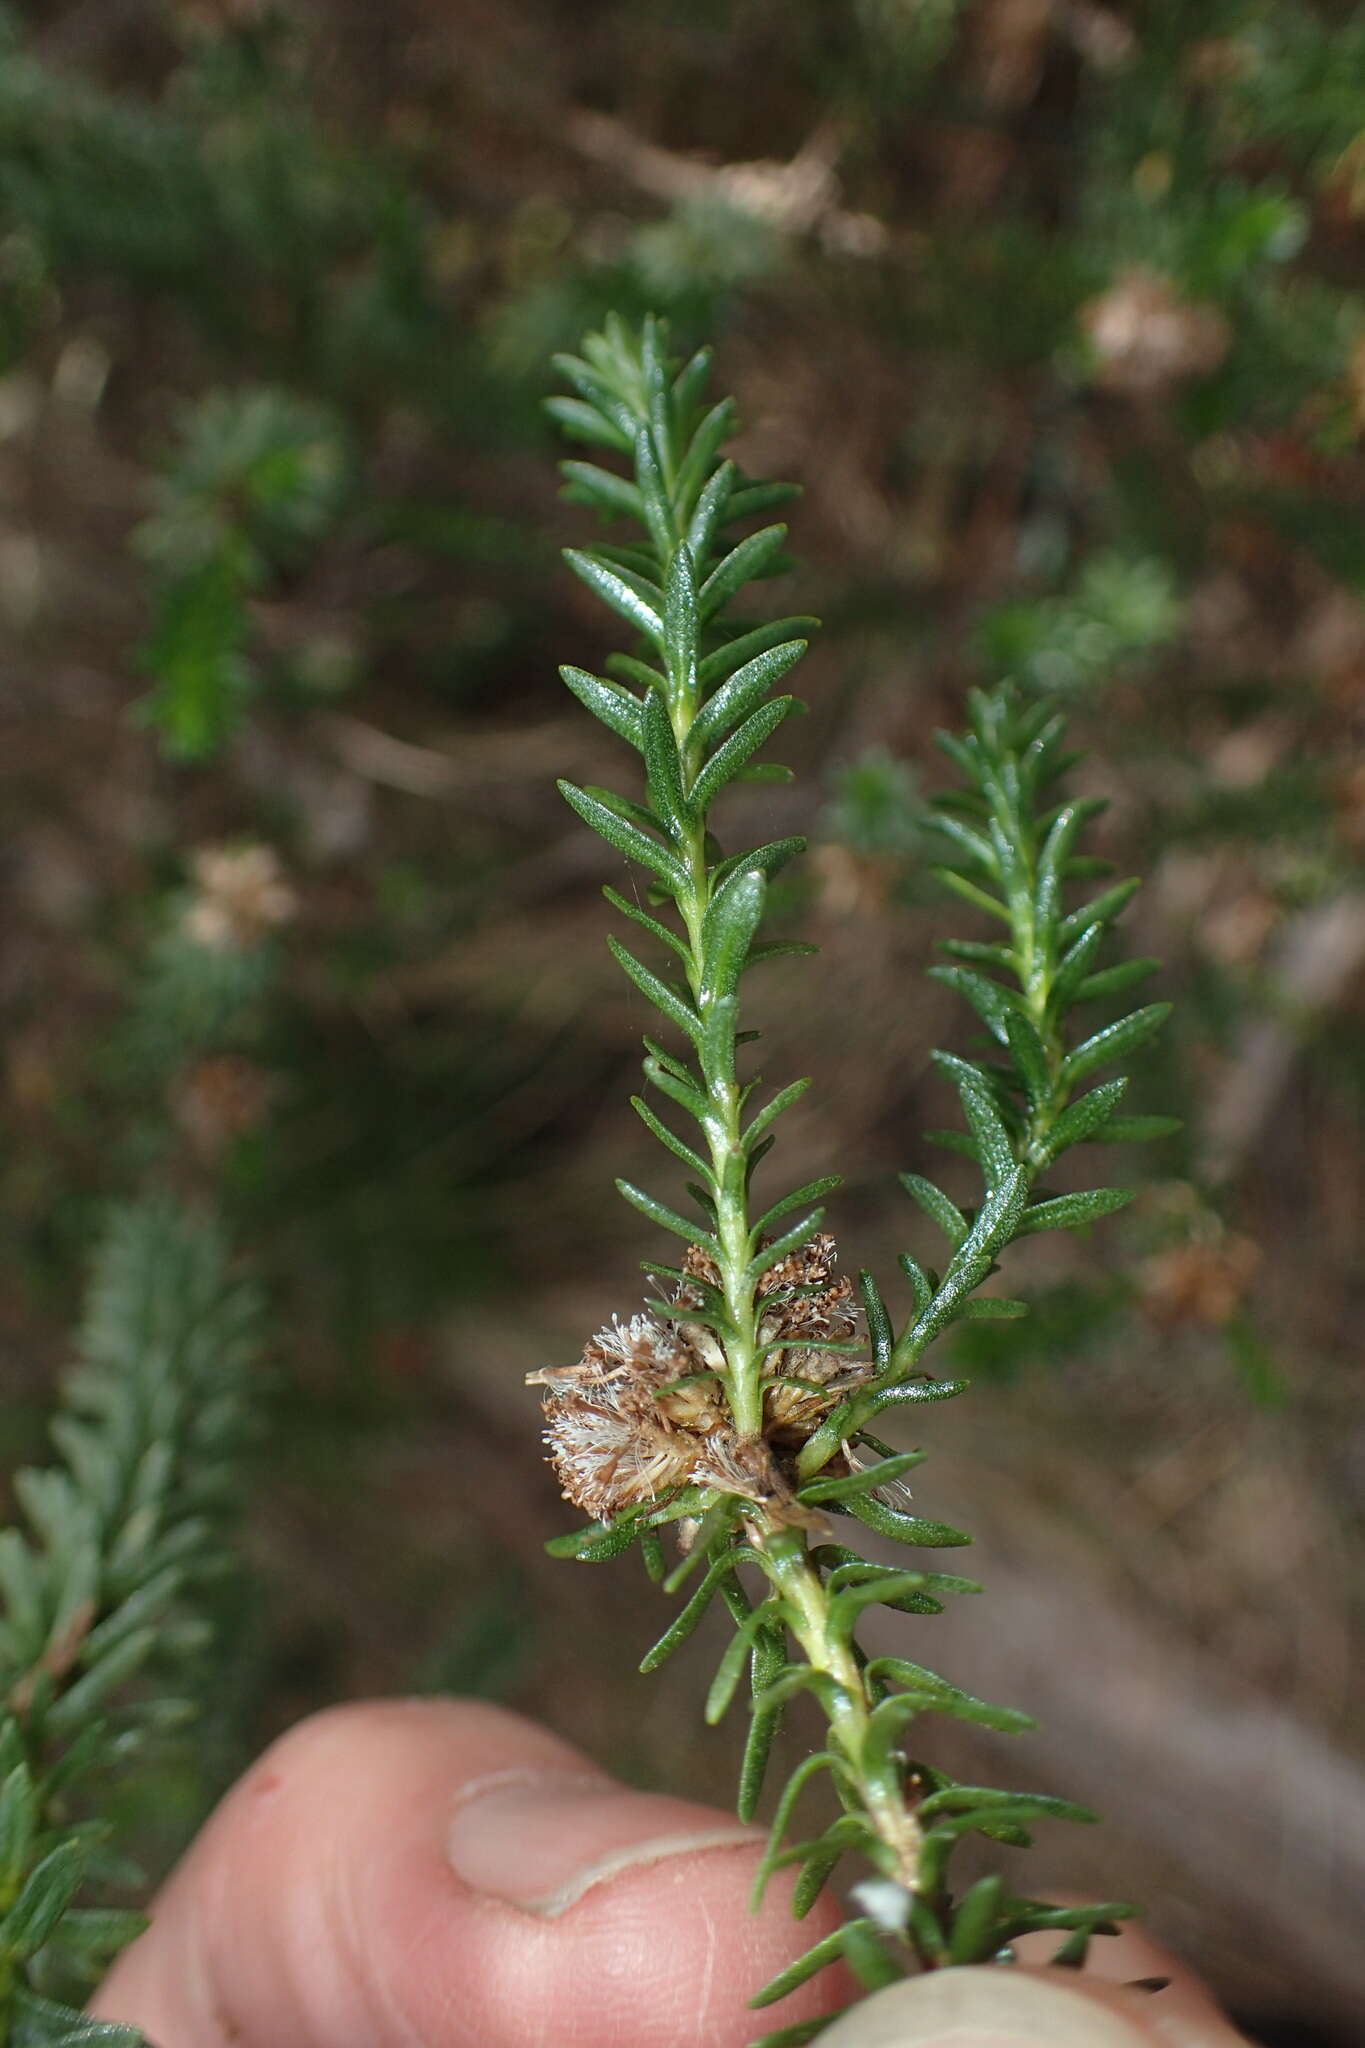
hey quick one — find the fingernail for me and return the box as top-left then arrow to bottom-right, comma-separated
818,1967 -> 1154,2048
447,1766 -> 757,1918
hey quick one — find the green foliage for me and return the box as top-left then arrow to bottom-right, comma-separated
135,388 -> 352,760
977,554 -> 1183,696
0,1202 -> 261,2041
543,315 -> 1171,2040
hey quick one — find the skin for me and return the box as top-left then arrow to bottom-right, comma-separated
92,1698 -> 1253,2048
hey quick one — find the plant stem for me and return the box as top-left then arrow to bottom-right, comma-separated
755,1523 -> 924,1888
673,759 -> 764,1433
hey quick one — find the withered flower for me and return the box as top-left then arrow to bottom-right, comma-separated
529,1233 -> 876,1526
1081,267 -> 1230,397
183,844 -> 298,953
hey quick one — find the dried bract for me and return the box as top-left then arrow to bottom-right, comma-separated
531,1235 -> 871,1521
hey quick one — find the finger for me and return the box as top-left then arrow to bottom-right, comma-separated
91,1696 -> 847,2048
818,1960 -> 1254,2047
1016,1906 -> 1253,2044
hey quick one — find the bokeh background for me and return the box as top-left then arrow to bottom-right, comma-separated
2,2 -> 1363,2041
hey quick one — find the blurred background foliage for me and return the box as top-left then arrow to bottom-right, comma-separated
0,2 -> 1362,2040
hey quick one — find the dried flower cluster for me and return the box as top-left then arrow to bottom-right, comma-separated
1082,266 -> 1231,396
530,1235 -> 872,1524
183,843 -> 297,952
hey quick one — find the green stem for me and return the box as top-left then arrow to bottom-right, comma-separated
674,763 -> 764,1435
755,1524 -> 923,1888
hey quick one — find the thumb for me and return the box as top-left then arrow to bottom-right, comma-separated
91,1696 -> 847,2048
818,1960 -> 1253,2047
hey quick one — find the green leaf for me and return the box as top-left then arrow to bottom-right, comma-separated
899,1174 -> 967,1248
798,1453 -> 925,1507
928,809 -> 999,875
606,935 -> 702,1044
711,837 -> 807,900
726,480 -> 802,521
0,1762 -> 35,1896
931,1051 -> 1016,1185
11,1988 -> 145,2047
748,1920 -> 865,2008
607,651 -> 668,693
864,1377 -> 967,1412
847,1496 -> 971,1548
638,1548 -> 742,1671
1015,1187 -> 1133,1235
1041,1076 -> 1129,1160
631,1097 -> 712,1181
602,885 -> 689,963
563,547 -> 663,643
738,1619 -> 789,1822
691,698 -> 795,815
701,868 -> 766,1000
48,1906 -> 148,1962
927,966 -> 1016,1044
932,866 -> 1011,925
743,1077 -> 812,1150
938,937 -> 1016,970
45,1627 -> 158,1739
948,1874 -> 1008,1964
616,1179 -> 715,1250
751,1750 -> 844,1906
706,1600 -> 780,1724
1051,920 -> 1107,1005
662,543 -> 699,702
1075,958 -> 1160,1002
839,1918 -> 903,1989
699,991 -> 740,1095
691,642 -> 807,749
698,617 -> 820,691
828,1570 -> 961,1635
751,1665 -> 854,1722
917,1784 -> 1096,1826
641,688 -> 691,838
687,459 -> 735,563
558,780 -> 688,893
559,459 -> 644,522
1061,1002 -> 1172,1087
1034,801 -> 1101,929
545,395 -> 632,454
862,1690 -> 931,1786
751,1177 -> 842,1242
2,1839 -> 86,1959
671,344 -> 713,425
82,1565 -> 184,1660
1058,877 -> 1140,946
744,1210 -> 826,1284
698,524 -> 788,621
559,667 -> 643,749
674,398 -> 736,513
858,1270 -> 893,1368
1003,1008 -> 1053,1106
544,1520 -> 638,1562
632,426 -> 674,558
865,1658 -> 1034,1733
551,353 -> 636,440
786,1816 -> 876,1917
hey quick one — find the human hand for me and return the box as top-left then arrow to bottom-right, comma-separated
93,1697 -> 1253,2047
